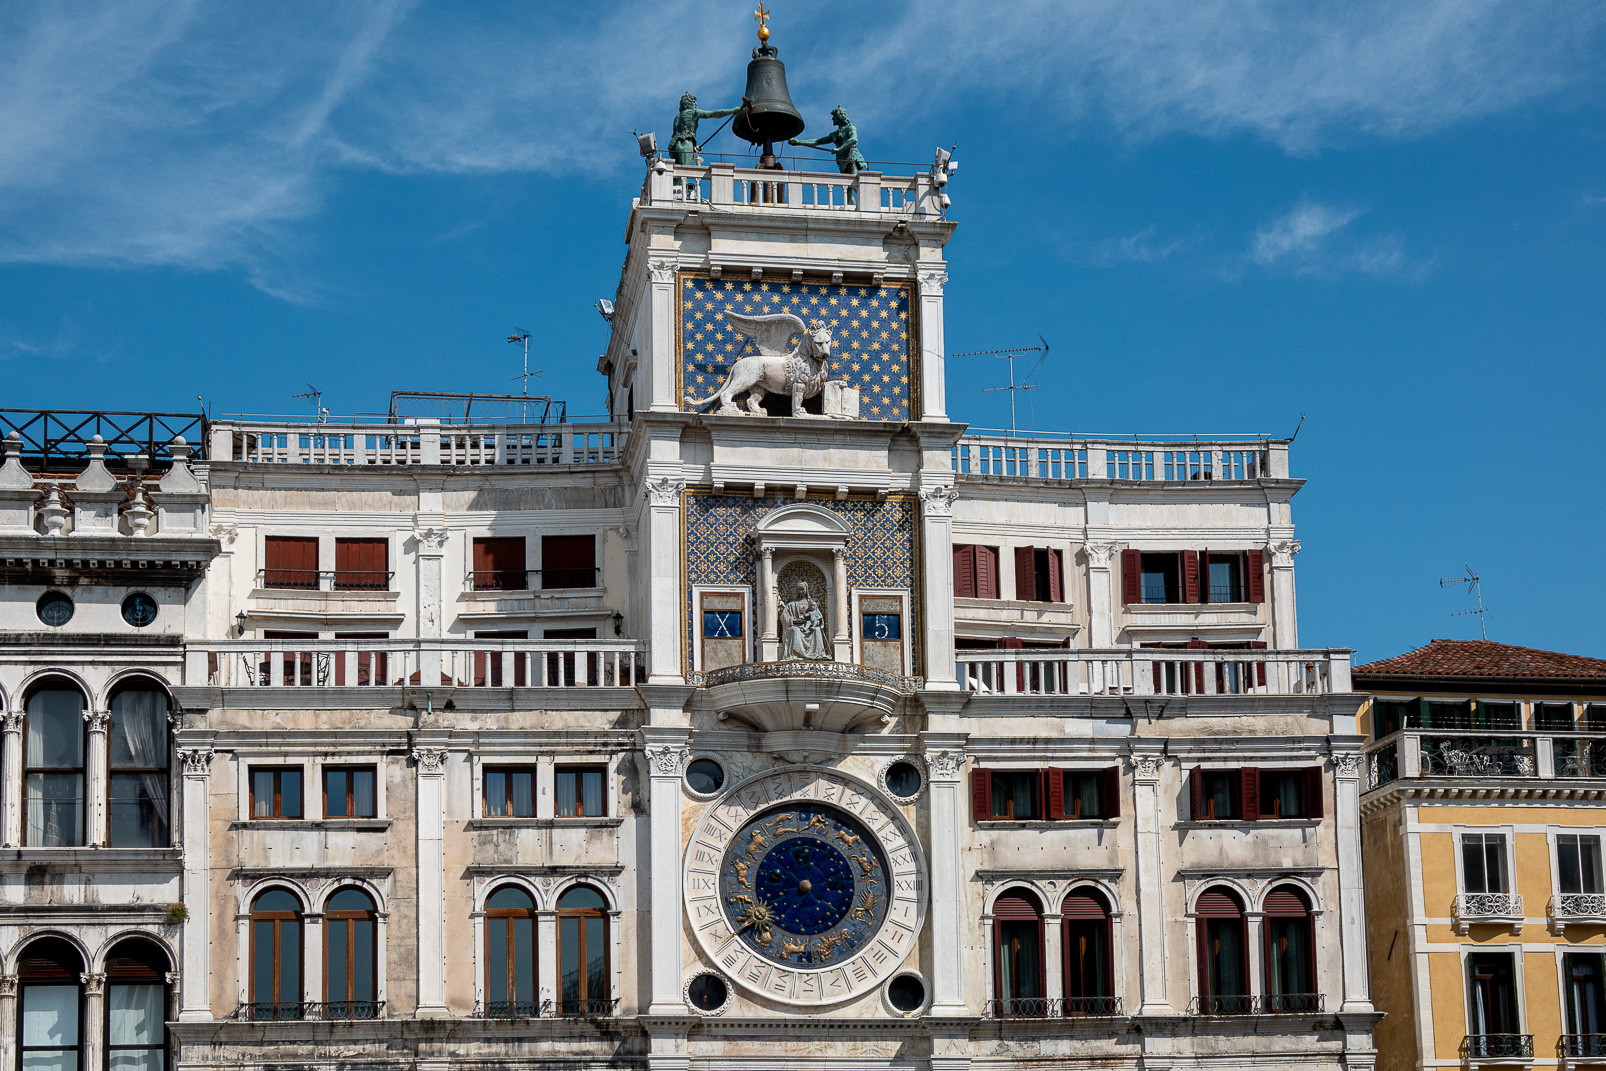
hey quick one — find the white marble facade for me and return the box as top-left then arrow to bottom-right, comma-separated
0,154 -> 1376,1071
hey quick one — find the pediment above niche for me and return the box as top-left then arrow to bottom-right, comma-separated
753,503 -> 852,550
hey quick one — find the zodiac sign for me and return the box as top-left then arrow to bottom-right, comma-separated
833,829 -> 861,850
732,859 -> 751,884
780,937 -> 809,959
850,893 -> 879,924
727,893 -> 753,910
849,851 -> 875,877
745,828 -> 772,858
801,812 -> 831,835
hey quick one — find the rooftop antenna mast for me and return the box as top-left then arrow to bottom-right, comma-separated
1439,565 -> 1488,640
506,329 -> 537,396
955,337 -> 1049,436
292,384 -> 328,423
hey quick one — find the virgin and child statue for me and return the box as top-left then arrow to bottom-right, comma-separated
779,581 -> 830,661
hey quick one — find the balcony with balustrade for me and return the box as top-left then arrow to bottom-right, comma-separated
1454,892 -> 1525,934
951,432 -> 1290,486
956,646 -> 1350,699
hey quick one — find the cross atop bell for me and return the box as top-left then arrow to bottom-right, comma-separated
732,6 -> 805,169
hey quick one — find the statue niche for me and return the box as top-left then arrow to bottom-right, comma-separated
776,560 -> 830,661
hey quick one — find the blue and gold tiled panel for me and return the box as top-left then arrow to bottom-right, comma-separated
678,274 -> 917,422
682,491 -> 921,674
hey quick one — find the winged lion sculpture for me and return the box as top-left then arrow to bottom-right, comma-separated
686,311 -> 833,416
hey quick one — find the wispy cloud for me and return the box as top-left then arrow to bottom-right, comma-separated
0,318 -> 80,361
1087,225 -> 1190,266
1247,199 -> 1424,278
0,0 -> 1595,294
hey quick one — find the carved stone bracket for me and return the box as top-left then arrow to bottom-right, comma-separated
926,749 -> 964,782
644,477 -> 686,507
178,748 -> 214,776
412,748 -> 447,776
918,485 -> 959,517
645,744 -> 688,779
83,711 -> 110,734
1270,539 -> 1302,568
1084,542 -> 1117,569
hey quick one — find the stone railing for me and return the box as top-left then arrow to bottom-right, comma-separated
952,433 -> 1289,483
1454,892 -> 1524,933
188,638 -> 643,689
956,648 -> 1350,697
690,660 -> 921,693
208,420 -> 627,466
640,160 -> 940,219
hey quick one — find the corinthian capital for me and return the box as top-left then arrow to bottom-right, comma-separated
177,748 -> 214,776
413,527 -> 449,553
916,269 -> 948,296
412,747 -> 448,775
925,749 -> 964,781
648,259 -> 677,285
1084,542 -> 1117,569
644,744 -> 688,778
918,485 -> 959,517
1270,539 -> 1302,567
83,711 -> 110,733
645,476 -> 686,506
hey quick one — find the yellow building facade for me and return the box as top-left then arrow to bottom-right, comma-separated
1359,639 -> 1606,1071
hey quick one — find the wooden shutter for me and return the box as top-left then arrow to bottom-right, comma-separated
971,768 -> 992,820
1015,547 -> 1036,601
1246,549 -> 1265,603
1196,890 -> 1244,918
1121,549 -> 1142,604
264,536 -> 318,588
1240,767 -> 1260,821
993,893 -> 1042,920
1189,766 -> 1204,821
1045,768 -> 1066,820
1046,549 -> 1063,603
1263,887 -> 1310,917
1304,767 -> 1325,819
954,545 -> 976,599
1182,551 -> 1201,603
1062,890 -> 1109,919
541,535 -> 596,588
1199,550 -> 1211,603
1100,767 -> 1121,819
977,546 -> 999,599
474,537 -> 526,587
1249,640 -> 1268,686
335,538 -> 387,589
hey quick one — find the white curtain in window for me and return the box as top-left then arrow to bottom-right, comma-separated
113,689 -> 170,837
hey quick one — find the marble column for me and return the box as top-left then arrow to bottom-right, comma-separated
1042,912 -> 1064,1009
1333,750 -> 1374,1012
642,728 -> 690,1013
643,477 -> 686,683
413,746 -> 448,1017
0,975 -> 17,1071
80,972 -> 105,1071
758,548 -> 777,661
1084,542 -> 1118,649
1269,539 -> 1300,648
1130,748 -> 1171,1014
83,710 -> 109,846
177,748 -> 213,1020
922,738 -> 968,1013
2,712 -> 22,847
916,269 -> 949,421
413,528 -> 447,686
646,258 -> 679,411
536,910 -> 558,1010
918,486 -> 960,690
831,548 -> 850,661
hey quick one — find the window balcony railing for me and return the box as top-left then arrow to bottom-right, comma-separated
1551,894 -> 1606,933
468,567 -> 601,592
1463,1034 -> 1534,1060
1561,1033 -> 1606,1060
1064,996 -> 1124,1016
192,638 -> 642,689
1187,994 -> 1324,1015
1421,736 -> 1536,778
234,1000 -> 385,1021
1554,739 -> 1606,778
984,997 -> 1062,1019
956,647 -> 1350,697
1454,892 -> 1525,933
256,568 -> 396,592
474,998 -> 619,1019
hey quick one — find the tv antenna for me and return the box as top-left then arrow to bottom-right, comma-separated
955,336 -> 1049,436
292,383 -> 328,423
1439,565 -> 1488,640
506,329 -> 539,395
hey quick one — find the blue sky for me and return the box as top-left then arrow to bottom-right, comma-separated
1,1 -> 1603,662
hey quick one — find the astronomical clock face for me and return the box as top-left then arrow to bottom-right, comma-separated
685,767 -> 926,1007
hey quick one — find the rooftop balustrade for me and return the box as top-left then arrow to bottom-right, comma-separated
1364,727 -> 1606,790
207,419 -> 627,466
957,647 -> 1350,697
188,638 -> 643,690
639,159 -> 942,219
952,432 -> 1290,484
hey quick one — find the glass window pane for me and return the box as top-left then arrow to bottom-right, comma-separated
1208,918 -> 1246,996
108,983 -> 162,1045
26,689 -> 84,768
486,771 -> 507,816
280,770 -> 302,818
1463,835 -> 1488,893
1561,836 -> 1583,894
109,689 -> 167,769
327,919 -> 349,1001
253,920 -> 275,1002
22,985 -> 79,1045
279,918 -> 301,1001
109,772 -> 162,848
1485,837 -> 1507,892
107,1051 -> 160,1071
487,919 -> 509,1003
513,916 -> 533,1003
582,771 -> 604,816
354,920 -> 375,1002
585,916 -> 606,1001
560,916 -> 580,1003
26,772 -> 84,847
1586,837 -> 1605,894
325,770 -> 349,817
559,886 -> 606,910
512,772 -> 533,817
353,770 -> 376,818
253,770 -> 273,818
556,772 -> 577,817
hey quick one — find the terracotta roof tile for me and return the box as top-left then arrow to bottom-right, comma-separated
1354,639 -> 1606,682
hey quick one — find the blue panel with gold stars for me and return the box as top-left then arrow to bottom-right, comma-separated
678,275 -> 916,422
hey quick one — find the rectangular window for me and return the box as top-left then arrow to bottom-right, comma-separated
108,689 -> 170,848
1139,553 -> 1180,603
1259,769 -> 1308,818
541,534 -> 597,589
484,767 -> 536,818
703,611 -> 743,638
988,771 -> 1041,820
1566,953 -> 1606,1039
1013,547 -> 1063,603
1198,769 -> 1239,820
21,984 -> 80,1071
556,766 -> 606,817
333,538 -> 388,590
108,981 -> 164,1070
1588,705 -> 1606,732
1462,833 -> 1509,893
1205,552 -> 1243,603
861,613 -> 901,641
323,767 -> 378,819
251,767 -> 303,820
953,544 -> 1000,599
263,536 -> 319,589
1476,701 -> 1521,731
473,537 -> 527,591
1559,834 -> 1605,895
1372,700 -> 1413,737
1063,771 -> 1109,819
1466,951 -> 1520,1037
1537,703 -> 1577,731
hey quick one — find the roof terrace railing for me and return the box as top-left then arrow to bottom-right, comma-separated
957,647 -> 1350,697
640,160 -> 944,220
953,433 -> 1290,483
208,420 -> 627,466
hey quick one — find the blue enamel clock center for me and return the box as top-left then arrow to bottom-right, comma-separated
720,804 -> 890,967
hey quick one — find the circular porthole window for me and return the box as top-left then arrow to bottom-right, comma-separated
36,591 -> 73,628
685,758 -> 725,796
686,971 -> 730,1014
883,760 -> 924,801
886,973 -> 927,1014
121,592 -> 158,628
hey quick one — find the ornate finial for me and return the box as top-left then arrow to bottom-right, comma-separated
754,5 -> 770,43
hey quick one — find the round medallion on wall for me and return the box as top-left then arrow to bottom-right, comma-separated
684,766 -> 927,1007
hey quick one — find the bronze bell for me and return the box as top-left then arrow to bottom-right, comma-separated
733,42 -> 804,169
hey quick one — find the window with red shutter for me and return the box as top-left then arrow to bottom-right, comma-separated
1182,551 -> 1201,604
1100,767 -> 1120,819
1046,549 -> 1063,603
976,546 -> 999,599
1121,549 -> 1142,604
1303,767 -> 1324,819
540,535 -> 596,589
1014,547 -> 1036,601
334,538 -> 388,591
1239,767 -> 1260,822
970,768 -> 991,821
264,536 -> 319,589
1189,767 -> 1204,820
954,545 -> 977,599
1246,549 -> 1265,603
473,538 -> 526,591
1045,768 -> 1065,820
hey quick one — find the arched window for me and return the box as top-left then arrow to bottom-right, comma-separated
557,886 -> 610,1015
17,937 -> 83,1071
1196,887 -> 1249,1014
1264,885 -> 1317,1011
992,889 -> 1046,1017
26,684 -> 86,846
484,886 -> 536,1017
108,683 -> 171,848
105,937 -> 171,1071
1062,888 -> 1114,1015
249,889 -> 304,1020
324,888 -> 378,1019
